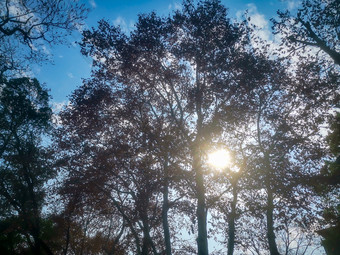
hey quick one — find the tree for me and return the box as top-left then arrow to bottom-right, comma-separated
273,2 -> 340,253
53,79 -> 186,254
78,1 -> 264,253
51,1 -> 339,254
248,59 -> 337,255
0,77 -> 54,254
272,0 -> 340,66
316,112 -> 340,255
0,0 -> 88,76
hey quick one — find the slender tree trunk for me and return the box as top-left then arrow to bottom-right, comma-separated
194,150 -> 209,255
141,219 -> 158,255
266,188 -> 281,255
227,180 -> 238,255
162,156 -> 172,255
109,222 -> 125,255
140,194 -> 158,255
141,213 -> 151,255
63,218 -> 71,255
257,100 -> 280,255
32,230 -> 54,255
114,201 -> 141,254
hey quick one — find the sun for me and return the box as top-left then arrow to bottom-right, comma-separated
207,149 -> 231,169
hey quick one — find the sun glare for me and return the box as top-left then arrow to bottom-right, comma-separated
207,149 -> 231,169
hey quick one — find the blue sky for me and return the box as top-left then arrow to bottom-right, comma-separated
33,0 -> 300,109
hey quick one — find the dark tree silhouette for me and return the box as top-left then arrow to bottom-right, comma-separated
78,1 -> 264,253
53,79 -> 187,254
50,1 -> 339,254
0,77 -> 53,254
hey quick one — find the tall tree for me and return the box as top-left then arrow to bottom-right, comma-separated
78,1 -> 272,254
248,60 -> 337,255
55,1 -> 338,254
316,112 -> 340,255
0,77 -> 53,254
273,2 -> 340,253
53,79 -> 186,254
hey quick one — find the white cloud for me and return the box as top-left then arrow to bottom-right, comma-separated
71,41 -> 78,48
89,0 -> 96,8
168,2 -> 181,10
51,101 -> 68,113
113,16 -> 126,27
235,3 -> 282,55
58,55 -> 64,58
287,0 -> 301,11
113,16 -> 134,34
41,45 -> 51,55
246,3 -> 271,41
33,66 -> 41,75
174,2 -> 181,10
50,101 -> 69,126
67,72 -> 74,78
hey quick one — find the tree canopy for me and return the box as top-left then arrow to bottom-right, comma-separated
0,77 -> 54,254
1,0 -> 339,254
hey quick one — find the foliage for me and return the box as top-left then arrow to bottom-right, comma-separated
76,1 -> 266,254
273,1 -> 340,253
53,1 -> 336,255
0,0 -> 336,254
0,77 -> 54,254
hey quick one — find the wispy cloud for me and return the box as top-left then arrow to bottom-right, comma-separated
113,16 -> 134,33
67,72 -> 74,78
174,2 -> 181,10
51,101 -> 68,113
236,4 -> 281,56
246,4 -> 271,41
168,2 -> 181,10
41,45 -> 51,55
287,0 -> 301,11
50,101 -> 69,126
89,0 -> 97,9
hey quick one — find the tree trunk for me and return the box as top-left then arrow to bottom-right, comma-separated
266,189 -> 281,255
63,221 -> 71,255
141,218 -> 151,255
141,220 -> 158,255
227,180 -> 238,255
162,157 -> 172,255
140,194 -> 158,255
194,150 -> 209,255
